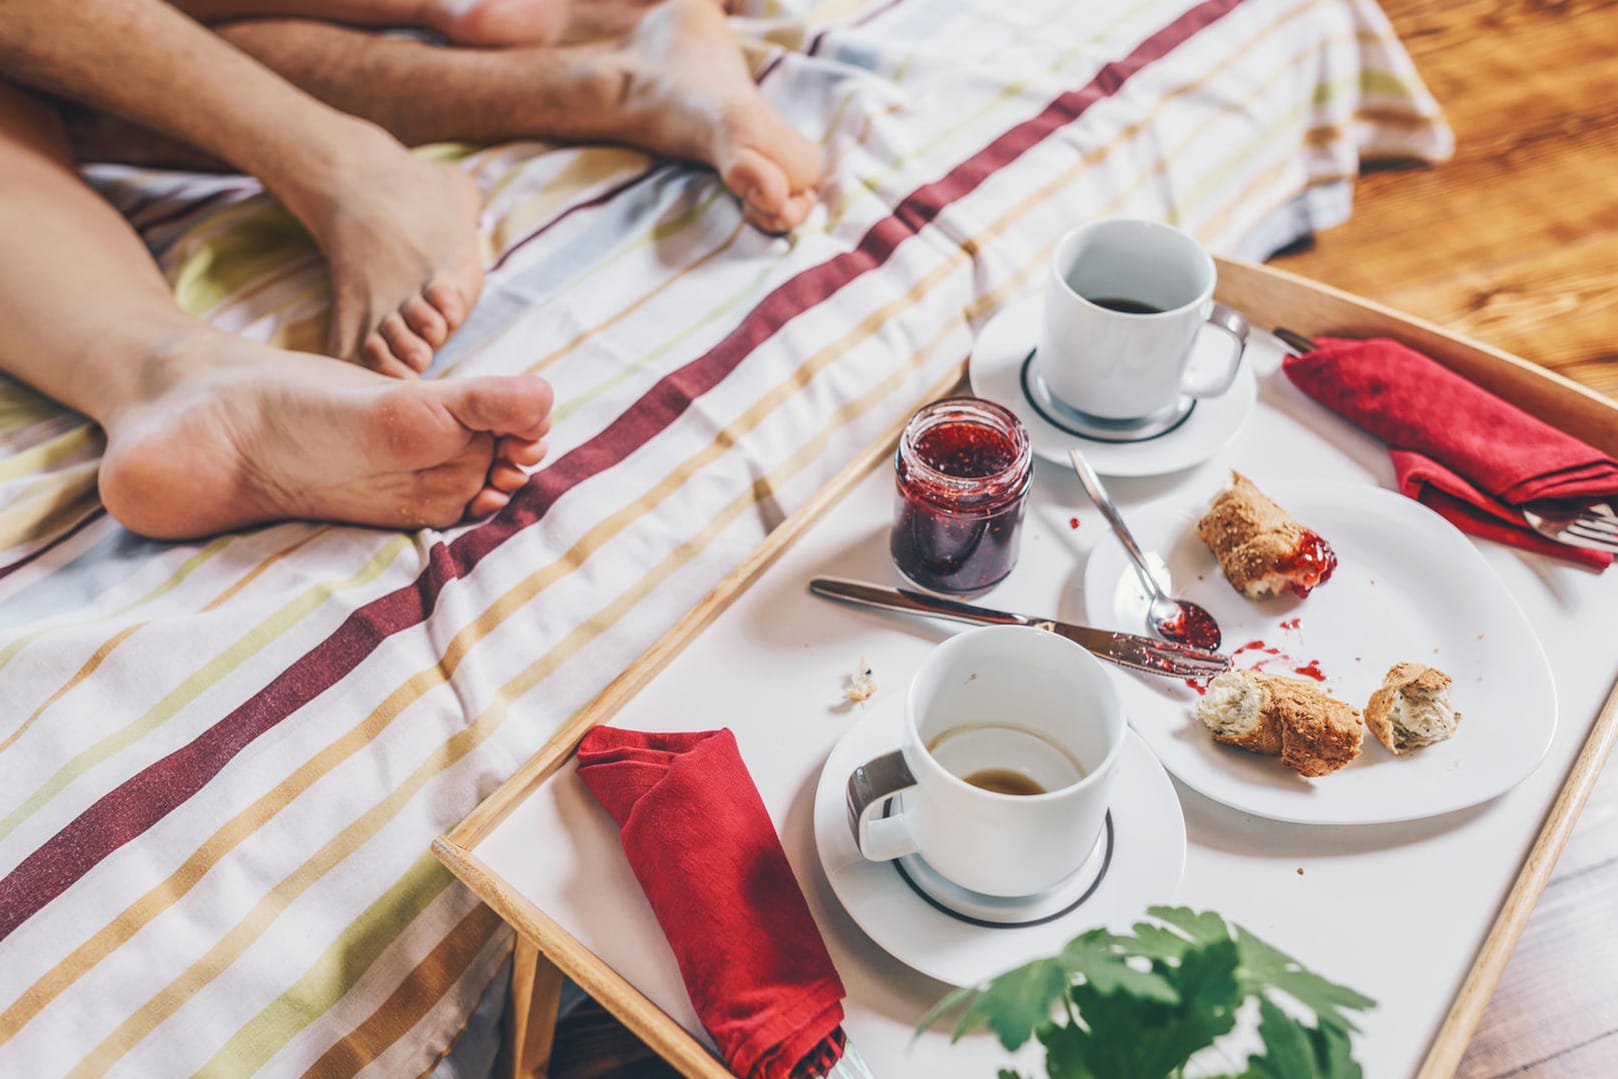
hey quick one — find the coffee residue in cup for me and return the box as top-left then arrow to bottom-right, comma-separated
961,768 -> 1047,796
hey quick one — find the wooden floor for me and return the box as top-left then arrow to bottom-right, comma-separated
545,1 -> 1618,1075
1284,2 -> 1618,1070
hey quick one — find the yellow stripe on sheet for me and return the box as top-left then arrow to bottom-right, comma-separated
0,10 -> 1456,1079
517,218 -> 747,380
0,461 -> 100,555
0,382 -> 66,435
0,536 -> 412,845
488,147 -> 653,254
0,536 -> 232,678
4,5 -> 1408,1060
0,528 -> 328,757
305,902 -> 508,1079
0,424 -> 96,485
193,851 -> 459,1079
57,70 -> 1160,1066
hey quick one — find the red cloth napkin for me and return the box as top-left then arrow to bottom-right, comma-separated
576,727 -> 846,1079
1284,337 -> 1617,569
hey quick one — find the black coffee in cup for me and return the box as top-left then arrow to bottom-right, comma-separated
1085,295 -> 1165,315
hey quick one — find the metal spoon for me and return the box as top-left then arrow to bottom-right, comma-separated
1068,447 -> 1222,651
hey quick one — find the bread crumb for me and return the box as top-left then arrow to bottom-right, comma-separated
1296,867 -> 1304,876
845,659 -> 876,704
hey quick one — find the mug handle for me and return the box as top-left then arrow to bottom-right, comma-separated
845,750 -> 920,861
1181,302 -> 1249,399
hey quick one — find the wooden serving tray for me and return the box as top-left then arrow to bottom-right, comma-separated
435,257 -> 1618,1079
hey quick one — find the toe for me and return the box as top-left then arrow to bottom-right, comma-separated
465,487 -> 512,519
425,274 -> 475,333
723,146 -> 791,225
364,333 -> 420,379
379,313 -> 435,373
327,287 -> 372,363
498,436 -> 549,468
402,295 -> 451,349
445,376 -> 555,438
488,460 -> 529,492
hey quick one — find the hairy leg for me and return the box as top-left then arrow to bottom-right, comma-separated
0,0 -> 483,374
0,81 -> 553,539
215,0 -> 823,231
173,0 -> 568,45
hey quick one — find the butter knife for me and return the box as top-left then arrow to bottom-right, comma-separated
808,577 -> 1230,679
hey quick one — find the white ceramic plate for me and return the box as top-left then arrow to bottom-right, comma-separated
968,298 -> 1257,477
813,700 -> 1185,986
1079,482 -> 1558,824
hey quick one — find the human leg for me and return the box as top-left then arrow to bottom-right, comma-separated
214,0 -> 823,231
0,80 -> 552,539
0,0 -> 484,373
173,0 -> 569,46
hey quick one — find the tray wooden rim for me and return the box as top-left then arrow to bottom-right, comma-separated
435,256 -> 1618,1079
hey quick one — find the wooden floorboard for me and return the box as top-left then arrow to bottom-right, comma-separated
1279,0 -> 1618,399
546,0 -> 1618,1075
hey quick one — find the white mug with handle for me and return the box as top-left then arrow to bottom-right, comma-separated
1036,218 -> 1248,423
844,625 -> 1125,898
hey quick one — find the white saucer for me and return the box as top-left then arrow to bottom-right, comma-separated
968,297 -> 1257,477
813,701 -> 1186,986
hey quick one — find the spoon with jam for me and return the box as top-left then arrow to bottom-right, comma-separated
1068,448 -> 1222,651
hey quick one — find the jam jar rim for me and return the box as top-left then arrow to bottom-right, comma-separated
897,396 -> 1033,509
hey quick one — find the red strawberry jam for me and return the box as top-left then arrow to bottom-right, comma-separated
890,398 -> 1032,595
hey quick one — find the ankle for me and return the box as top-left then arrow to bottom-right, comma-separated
257,115 -> 406,231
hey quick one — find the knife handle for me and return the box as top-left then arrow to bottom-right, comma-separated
808,577 -> 1034,628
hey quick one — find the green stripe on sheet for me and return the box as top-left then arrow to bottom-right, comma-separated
0,384 -> 71,436
0,536 -> 413,844
179,264 -> 983,1077
0,535 -> 235,676
0,426 -> 97,485
192,851 -> 455,1079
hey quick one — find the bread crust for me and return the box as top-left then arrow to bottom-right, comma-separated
1208,705 -> 1283,756
1196,472 -> 1334,598
1198,669 -> 1363,777
1257,672 -> 1364,777
1365,662 -> 1459,753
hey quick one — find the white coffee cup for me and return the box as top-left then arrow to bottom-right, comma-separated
845,625 -> 1126,898
1035,218 -> 1248,422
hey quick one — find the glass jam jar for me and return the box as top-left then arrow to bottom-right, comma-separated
890,397 -> 1033,595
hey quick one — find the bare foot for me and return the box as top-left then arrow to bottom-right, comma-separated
274,124 -> 485,379
598,0 -> 824,232
427,0 -> 677,45
427,0 -> 568,45
98,331 -> 553,539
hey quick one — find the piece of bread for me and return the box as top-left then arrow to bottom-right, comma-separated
1195,472 -> 1337,599
1196,669 -> 1363,777
1364,662 -> 1460,754
1196,670 -> 1281,755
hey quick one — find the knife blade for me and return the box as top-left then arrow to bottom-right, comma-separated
808,577 -> 1230,679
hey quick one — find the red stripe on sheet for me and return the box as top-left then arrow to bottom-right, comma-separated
0,0 -> 1246,943
0,509 -> 107,583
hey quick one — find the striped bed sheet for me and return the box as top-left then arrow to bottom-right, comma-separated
0,0 -> 1450,1076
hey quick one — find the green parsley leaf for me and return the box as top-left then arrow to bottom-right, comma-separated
1233,997 -> 1364,1079
1235,928 -> 1376,1034
951,957 -> 1069,1050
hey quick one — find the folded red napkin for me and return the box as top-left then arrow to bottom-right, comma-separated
576,727 -> 846,1079
1284,337 -> 1617,569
